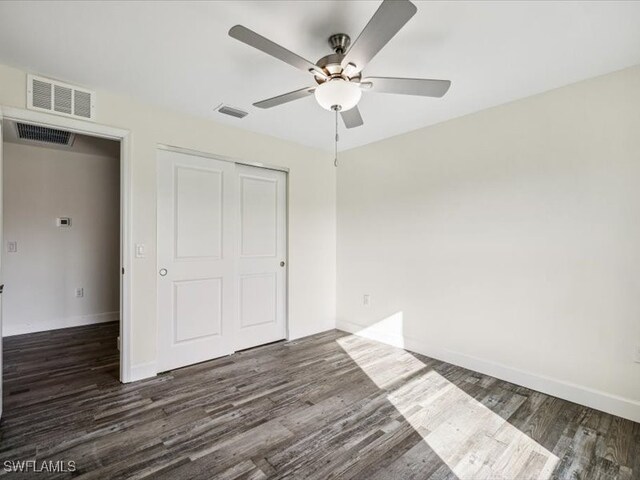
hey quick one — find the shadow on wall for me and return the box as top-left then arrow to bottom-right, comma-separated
336,312 -> 560,479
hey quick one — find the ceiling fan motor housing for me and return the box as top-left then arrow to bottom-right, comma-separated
314,57 -> 361,85
312,34 -> 362,84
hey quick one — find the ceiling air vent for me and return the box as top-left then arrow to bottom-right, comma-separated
216,104 -> 248,119
27,74 -> 95,121
16,123 -> 75,146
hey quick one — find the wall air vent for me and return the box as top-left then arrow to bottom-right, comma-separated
216,104 -> 248,119
16,123 -> 75,146
27,74 -> 95,121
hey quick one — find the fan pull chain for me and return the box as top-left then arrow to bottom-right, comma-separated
334,107 -> 339,167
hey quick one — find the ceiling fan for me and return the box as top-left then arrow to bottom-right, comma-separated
228,0 -> 451,130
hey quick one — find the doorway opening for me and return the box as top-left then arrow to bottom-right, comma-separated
1,119 -> 121,381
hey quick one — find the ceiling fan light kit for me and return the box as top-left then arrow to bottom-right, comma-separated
228,0 -> 451,163
314,79 -> 362,112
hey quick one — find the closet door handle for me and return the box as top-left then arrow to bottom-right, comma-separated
159,268 -> 168,276
280,261 -> 285,267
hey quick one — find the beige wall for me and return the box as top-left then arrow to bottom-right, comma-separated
3,59 -> 639,420
3,141 -> 120,335
0,63 -> 336,375
337,65 -> 640,421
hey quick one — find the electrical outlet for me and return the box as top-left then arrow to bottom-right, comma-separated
75,288 -> 84,298
7,241 -> 17,253
363,294 -> 371,307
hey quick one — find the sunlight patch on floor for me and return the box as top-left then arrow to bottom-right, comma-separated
337,319 -> 558,480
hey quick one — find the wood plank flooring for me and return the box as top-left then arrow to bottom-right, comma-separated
1,322 -> 639,479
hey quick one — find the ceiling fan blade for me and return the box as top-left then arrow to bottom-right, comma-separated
363,77 -> 451,97
341,106 -> 364,129
229,25 -> 323,76
253,86 -> 315,109
341,0 -> 417,74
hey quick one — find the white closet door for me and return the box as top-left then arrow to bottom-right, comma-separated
235,165 -> 287,351
157,150 -> 236,372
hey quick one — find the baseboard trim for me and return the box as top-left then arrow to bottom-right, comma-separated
337,319 -> 640,423
128,361 -> 157,383
3,311 -> 119,337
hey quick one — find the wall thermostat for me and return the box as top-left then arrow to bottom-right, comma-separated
57,217 -> 72,227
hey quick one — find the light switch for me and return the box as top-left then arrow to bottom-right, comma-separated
135,243 -> 146,258
7,241 -> 17,253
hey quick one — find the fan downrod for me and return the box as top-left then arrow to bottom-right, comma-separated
328,34 -> 351,54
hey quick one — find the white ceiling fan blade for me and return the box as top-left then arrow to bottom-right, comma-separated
363,77 -> 451,97
253,86 -> 315,109
229,25 -> 325,77
341,106 -> 364,129
341,0 -> 417,74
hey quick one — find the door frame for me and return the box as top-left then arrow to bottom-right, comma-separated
156,143 -> 290,349
0,105 -> 133,383
157,144 -> 290,174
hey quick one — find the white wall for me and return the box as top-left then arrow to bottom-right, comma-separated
0,63 -> 336,378
337,65 -> 640,422
3,140 -> 120,335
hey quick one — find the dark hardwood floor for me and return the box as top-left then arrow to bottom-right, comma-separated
1,322 -> 638,479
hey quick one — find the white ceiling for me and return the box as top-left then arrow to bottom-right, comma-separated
0,1 -> 639,151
